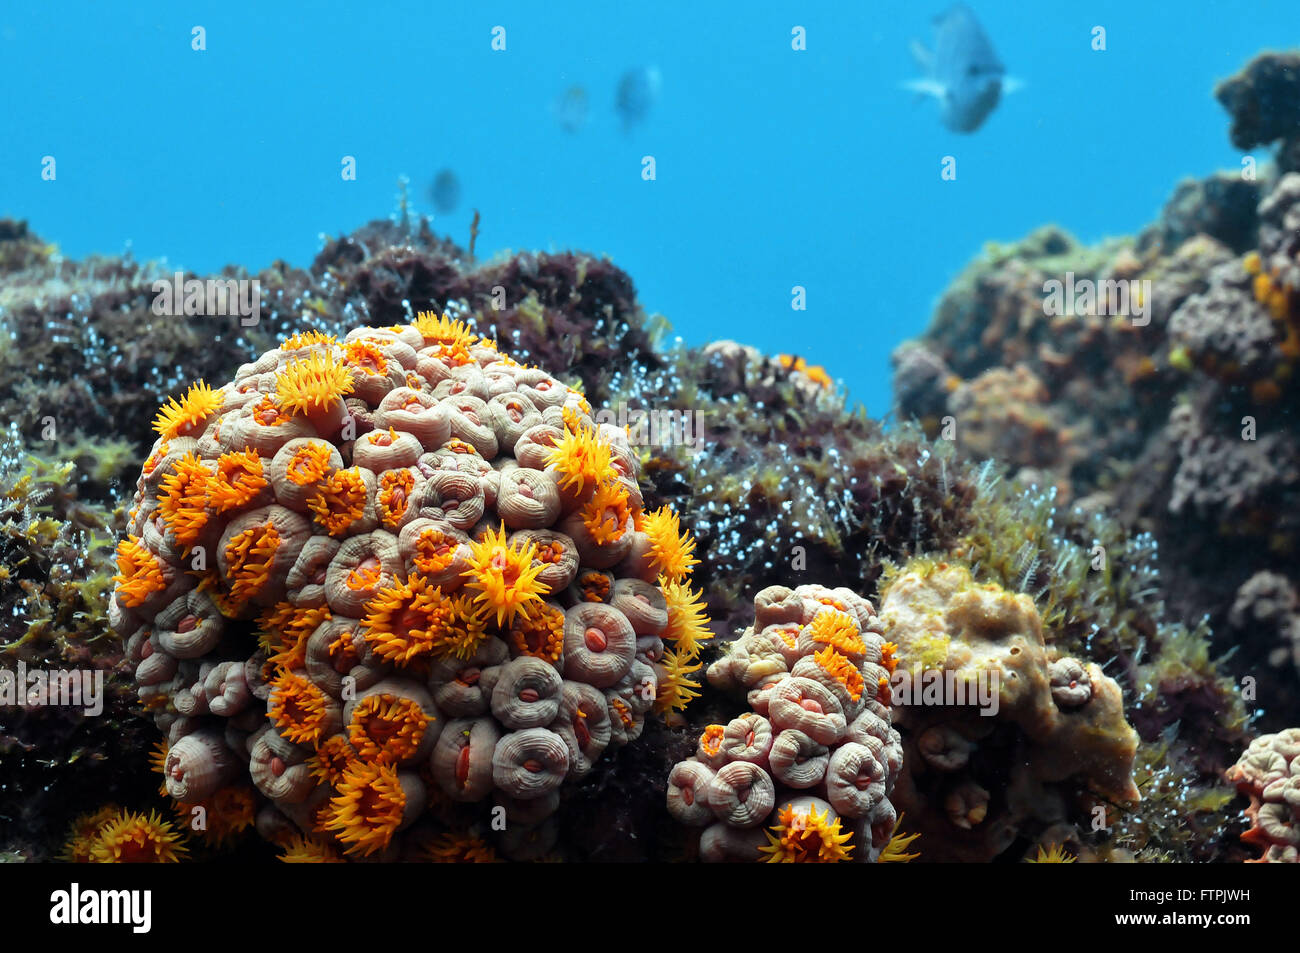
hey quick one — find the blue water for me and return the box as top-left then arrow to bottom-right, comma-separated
1,1 -> 1290,414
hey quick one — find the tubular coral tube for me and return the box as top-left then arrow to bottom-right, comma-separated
562,602 -> 636,688
432,717 -> 500,802
164,729 -> 240,802
491,727 -> 570,800
705,761 -> 775,829
490,657 -> 563,729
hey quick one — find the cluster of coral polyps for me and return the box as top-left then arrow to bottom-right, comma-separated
666,584 -> 904,862
109,313 -> 711,860
878,561 -> 1140,862
1226,729 -> 1300,862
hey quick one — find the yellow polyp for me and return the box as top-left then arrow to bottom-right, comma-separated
878,814 -> 921,862
362,573 -> 456,666
87,809 -> 189,863
377,469 -> 415,527
461,523 -> 548,627
813,645 -> 864,701
581,479 -> 631,544
343,339 -> 388,376
654,646 -> 703,715
759,803 -> 853,863
659,578 -> 712,657
153,380 -> 224,439
275,351 -> 355,416
545,425 -> 615,496
286,442 -> 334,486
639,506 -> 701,582
1027,843 -> 1077,863
426,832 -> 498,863
510,602 -> 566,663
282,330 -> 337,350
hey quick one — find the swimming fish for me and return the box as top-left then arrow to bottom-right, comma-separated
615,66 -> 661,130
904,4 -> 1012,133
429,169 -> 460,215
554,84 -> 589,133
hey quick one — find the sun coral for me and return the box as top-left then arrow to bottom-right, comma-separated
87,809 -> 188,863
759,800 -> 855,863
275,351 -> 355,417
674,584 -> 903,863
637,507 -> 700,582
112,317 -> 704,862
153,380 -> 223,439
461,523 -> 548,627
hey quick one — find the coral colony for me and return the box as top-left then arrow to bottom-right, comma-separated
5,48 -> 1300,865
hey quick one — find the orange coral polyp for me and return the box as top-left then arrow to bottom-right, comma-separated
153,380 -> 224,440
640,507 -> 700,582
309,735 -> 355,786
156,452 -> 213,549
275,351 -> 355,416
813,645 -> 864,702
88,809 -> 189,863
288,443 -> 334,486
251,394 -> 292,427
809,610 -> 866,656
307,468 -> 368,536
378,470 -> 415,527
461,523 -> 548,627
323,761 -> 407,857
283,330 -> 337,350
362,573 -> 456,666
412,528 -> 458,575
224,520 -> 281,603
209,449 -> 267,511
581,479 -> 631,545
579,571 -> 611,602
436,594 -> 490,660
343,339 -> 388,376
113,536 -> 167,606
269,670 -> 332,744
879,641 -> 899,674
348,693 -> 429,763
511,603 -> 565,662
759,803 -> 854,863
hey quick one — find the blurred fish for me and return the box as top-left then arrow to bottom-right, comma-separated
429,169 -> 460,215
554,84 -> 589,133
615,66 -> 661,130
904,4 -> 1015,133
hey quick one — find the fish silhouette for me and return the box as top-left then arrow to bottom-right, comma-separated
905,5 -> 1017,133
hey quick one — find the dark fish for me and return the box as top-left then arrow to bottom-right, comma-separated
615,66 -> 661,129
429,169 -> 460,215
905,4 -> 1010,133
554,84 -> 589,133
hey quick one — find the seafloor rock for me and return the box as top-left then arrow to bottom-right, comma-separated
893,49 -> 1300,742
879,561 -> 1139,862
